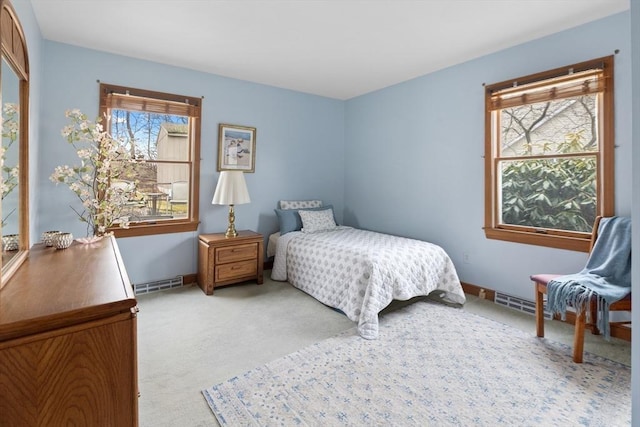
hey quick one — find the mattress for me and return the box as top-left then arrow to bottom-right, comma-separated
266,231 -> 280,259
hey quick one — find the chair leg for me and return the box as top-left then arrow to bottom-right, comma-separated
535,283 -> 545,338
573,310 -> 586,363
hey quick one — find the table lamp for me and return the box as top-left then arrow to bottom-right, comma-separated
212,171 -> 251,238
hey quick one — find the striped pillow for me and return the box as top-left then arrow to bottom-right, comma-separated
279,200 -> 323,210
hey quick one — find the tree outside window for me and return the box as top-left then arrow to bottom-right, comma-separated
484,56 -> 614,251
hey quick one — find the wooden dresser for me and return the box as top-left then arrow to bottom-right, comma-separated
198,230 -> 264,295
0,236 -> 138,426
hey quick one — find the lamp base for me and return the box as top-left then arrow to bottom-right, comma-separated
225,204 -> 238,238
225,226 -> 238,238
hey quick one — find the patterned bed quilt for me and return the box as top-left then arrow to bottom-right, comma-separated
271,227 -> 466,339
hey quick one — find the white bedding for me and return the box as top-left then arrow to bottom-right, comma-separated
272,226 -> 466,339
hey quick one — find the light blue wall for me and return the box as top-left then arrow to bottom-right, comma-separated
37,42 -> 345,284
345,12 -> 632,302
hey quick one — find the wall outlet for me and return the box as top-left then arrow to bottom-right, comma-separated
462,252 -> 470,264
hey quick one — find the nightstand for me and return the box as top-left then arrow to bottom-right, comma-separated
197,230 -> 264,295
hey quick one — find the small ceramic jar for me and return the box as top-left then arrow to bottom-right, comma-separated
2,234 -> 19,251
54,232 -> 74,250
42,230 -> 60,247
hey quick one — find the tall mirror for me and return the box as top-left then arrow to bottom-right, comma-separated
0,0 -> 29,287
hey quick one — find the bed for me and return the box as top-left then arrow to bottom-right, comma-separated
270,200 -> 466,339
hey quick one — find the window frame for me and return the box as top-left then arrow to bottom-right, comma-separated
98,83 -> 201,237
483,56 -> 615,252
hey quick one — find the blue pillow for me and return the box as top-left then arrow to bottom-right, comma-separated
275,205 -> 335,235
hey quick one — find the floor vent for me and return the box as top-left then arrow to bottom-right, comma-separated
494,292 -> 552,319
134,276 -> 184,295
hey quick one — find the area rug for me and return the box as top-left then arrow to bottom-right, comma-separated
202,301 -> 631,426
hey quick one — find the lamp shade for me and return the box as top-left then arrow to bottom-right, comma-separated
212,171 -> 250,205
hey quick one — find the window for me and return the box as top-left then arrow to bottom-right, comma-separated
484,56 -> 614,252
99,83 -> 202,237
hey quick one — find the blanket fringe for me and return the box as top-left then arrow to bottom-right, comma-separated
547,280 -> 611,339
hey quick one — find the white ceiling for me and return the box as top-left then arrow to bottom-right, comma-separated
30,0 -> 629,100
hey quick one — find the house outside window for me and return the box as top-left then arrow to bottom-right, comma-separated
484,56 -> 614,252
99,83 -> 202,237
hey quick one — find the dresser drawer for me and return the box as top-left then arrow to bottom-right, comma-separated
215,243 -> 257,264
215,259 -> 258,282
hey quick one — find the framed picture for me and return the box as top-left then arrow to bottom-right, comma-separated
217,123 -> 256,172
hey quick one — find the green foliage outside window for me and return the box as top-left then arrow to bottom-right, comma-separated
499,100 -> 597,233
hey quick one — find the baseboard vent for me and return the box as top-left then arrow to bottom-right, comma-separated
134,276 -> 184,295
494,292 -> 552,320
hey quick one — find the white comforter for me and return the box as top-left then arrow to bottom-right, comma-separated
272,227 -> 466,339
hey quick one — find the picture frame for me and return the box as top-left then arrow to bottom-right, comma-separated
217,123 -> 256,173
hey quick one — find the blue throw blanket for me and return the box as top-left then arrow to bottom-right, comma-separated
547,216 -> 631,340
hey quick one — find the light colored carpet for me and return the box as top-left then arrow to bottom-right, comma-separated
203,300 -> 630,426
136,273 -> 631,426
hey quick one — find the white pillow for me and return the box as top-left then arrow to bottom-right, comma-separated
299,208 -> 337,233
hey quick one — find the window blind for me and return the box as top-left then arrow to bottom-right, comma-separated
487,57 -> 611,111
100,83 -> 201,117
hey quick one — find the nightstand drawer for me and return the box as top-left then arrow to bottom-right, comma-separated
215,243 -> 257,264
215,259 -> 258,282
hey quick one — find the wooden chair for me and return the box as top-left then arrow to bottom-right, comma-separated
532,216 -> 632,363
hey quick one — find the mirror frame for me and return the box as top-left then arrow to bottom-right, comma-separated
0,0 -> 29,288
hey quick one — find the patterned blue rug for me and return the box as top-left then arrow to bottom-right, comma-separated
203,301 -> 630,426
